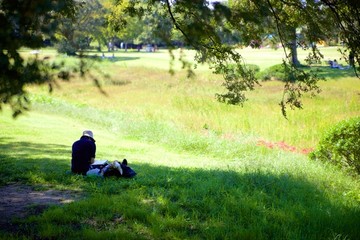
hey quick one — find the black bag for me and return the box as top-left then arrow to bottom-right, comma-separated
121,164 -> 137,178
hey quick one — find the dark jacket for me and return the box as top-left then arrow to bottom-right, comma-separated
71,136 -> 96,175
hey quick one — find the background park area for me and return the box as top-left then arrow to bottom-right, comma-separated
1,46 -> 359,239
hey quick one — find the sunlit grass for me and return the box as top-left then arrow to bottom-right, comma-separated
28,60 -> 360,150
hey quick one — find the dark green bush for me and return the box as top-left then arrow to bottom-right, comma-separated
57,40 -> 78,56
221,63 -> 260,74
256,64 -> 311,81
310,117 -> 360,175
245,64 -> 260,73
256,64 -> 286,81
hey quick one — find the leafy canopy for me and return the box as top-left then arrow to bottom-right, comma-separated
0,0 -> 79,117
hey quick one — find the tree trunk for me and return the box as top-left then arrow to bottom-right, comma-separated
289,28 -> 300,66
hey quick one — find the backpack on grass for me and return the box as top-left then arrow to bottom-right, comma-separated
103,163 -> 137,178
89,159 -> 136,178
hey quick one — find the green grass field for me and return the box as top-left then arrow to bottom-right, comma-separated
1,47 -> 359,239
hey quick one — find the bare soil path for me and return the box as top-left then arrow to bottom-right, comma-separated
0,184 -> 82,232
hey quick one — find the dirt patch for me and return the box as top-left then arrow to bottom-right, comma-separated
0,184 -> 83,231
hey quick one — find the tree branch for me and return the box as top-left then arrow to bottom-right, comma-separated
264,0 -> 290,61
165,0 -> 193,45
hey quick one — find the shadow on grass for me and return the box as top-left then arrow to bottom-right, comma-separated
0,139 -> 359,239
80,54 -> 140,63
0,138 -> 71,185
310,66 -> 357,79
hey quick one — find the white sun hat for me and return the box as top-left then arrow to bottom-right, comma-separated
82,130 -> 95,142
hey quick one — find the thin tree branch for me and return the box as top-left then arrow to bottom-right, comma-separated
165,0 -> 192,45
265,0 -> 290,61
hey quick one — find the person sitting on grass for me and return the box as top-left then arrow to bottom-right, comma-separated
332,59 -> 340,68
71,130 -> 96,175
329,59 -> 348,69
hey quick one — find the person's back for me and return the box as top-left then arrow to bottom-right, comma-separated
71,130 -> 96,175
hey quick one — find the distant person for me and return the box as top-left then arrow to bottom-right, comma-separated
332,59 -> 339,68
331,59 -> 347,69
328,59 -> 333,67
71,130 -> 96,175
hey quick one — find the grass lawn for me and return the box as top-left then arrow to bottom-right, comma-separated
1,47 -> 359,239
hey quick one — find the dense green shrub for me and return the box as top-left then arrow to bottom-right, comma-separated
56,38 -> 90,56
245,64 -> 261,73
310,117 -> 360,175
256,64 -> 286,81
221,63 -> 260,74
56,40 -> 78,56
256,64 -> 310,81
